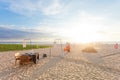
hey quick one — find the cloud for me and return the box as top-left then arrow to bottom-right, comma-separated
41,0 -> 64,15
0,25 -> 58,40
0,24 -> 16,29
0,0 -> 65,16
1,0 -> 37,16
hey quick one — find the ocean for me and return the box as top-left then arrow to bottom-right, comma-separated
0,41 -> 119,45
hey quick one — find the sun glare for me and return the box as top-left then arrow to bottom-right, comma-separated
60,13 -> 103,43
70,29 -> 100,43
61,26 -> 101,43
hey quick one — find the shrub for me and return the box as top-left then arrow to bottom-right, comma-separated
0,44 -> 51,52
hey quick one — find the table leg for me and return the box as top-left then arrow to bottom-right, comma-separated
33,55 -> 37,64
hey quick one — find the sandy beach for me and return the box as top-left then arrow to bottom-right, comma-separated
0,44 -> 120,80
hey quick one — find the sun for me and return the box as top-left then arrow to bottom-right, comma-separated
61,26 -> 101,43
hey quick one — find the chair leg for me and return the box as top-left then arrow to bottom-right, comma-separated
37,54 -> 39,60
15,60 -> 16,65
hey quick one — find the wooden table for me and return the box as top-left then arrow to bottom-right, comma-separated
16,52 -> 39,65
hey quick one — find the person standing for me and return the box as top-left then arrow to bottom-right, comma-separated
114,43 -> 118,49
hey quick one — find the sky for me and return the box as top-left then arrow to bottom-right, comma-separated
0,0 -> 120,43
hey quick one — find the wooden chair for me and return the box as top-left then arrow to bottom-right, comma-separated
19,55 -> 31,65
15,56 -> 21,65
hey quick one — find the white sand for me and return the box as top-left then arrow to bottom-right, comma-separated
0,44 -> 120,80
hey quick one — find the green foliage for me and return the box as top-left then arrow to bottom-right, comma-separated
0,44 -> 51,52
